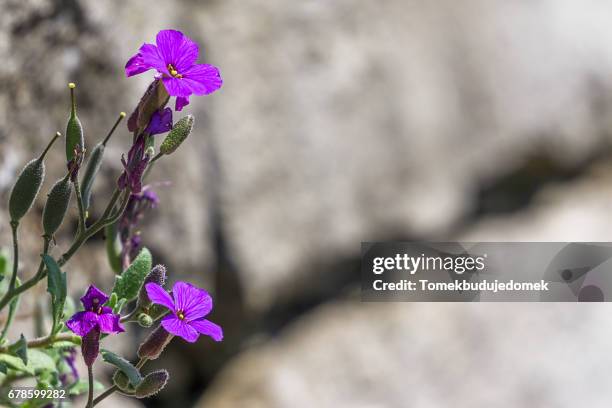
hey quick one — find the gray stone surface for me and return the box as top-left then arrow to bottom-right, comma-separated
198,300 -> 612,408
3,0 -> 612,310
3,1 -> 612,407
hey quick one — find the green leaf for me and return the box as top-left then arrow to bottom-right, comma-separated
101,349 -> 142,386
8,334 -> 27,366
43,254 -> 67,335
0,352 -> 28,373
68,378 -> 104,396
112,247 -> 152,302
26,349 -> 57,374
0,361 -> 7,374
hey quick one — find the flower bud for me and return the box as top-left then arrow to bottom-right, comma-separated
137,313 -> 153,328
66,83 -> 85,165
42,174 -> 72,237
112,370 -> 135,394
81,327 -> 100,367
128,79 -> 170,133
137,265 -> 167,307
137,325 -> 173,360
160,115 -> 193,155
135,370 -> 169,398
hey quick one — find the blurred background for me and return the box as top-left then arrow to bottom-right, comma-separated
2,0 -> 612,407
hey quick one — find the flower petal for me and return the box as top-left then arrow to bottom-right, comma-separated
175,96 -> 190,111
181,64 -> 223,95
161,76 -> 193,97
145,283 -> 175,312
156,30 -> 199,72
139,43 -> 168,75
80,285 -> 109,310
66,311 -> 98,337
125,53 -> 150,77
172,281 -> 212,320
173,35 -> 199,72
97,312 -> 125,334
189,319 -> 223,342
161,314 -> 199,342
145,108 -> 173,135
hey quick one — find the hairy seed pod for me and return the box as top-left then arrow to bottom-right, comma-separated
80,142 -> 104,209
160,115 -> 194,155
42,175 -> 72,237
8,132 -> 60,223
137,313 -> 153,328
113,370 -> 135,394
137,325 -> 173,360
66,83 -> 84,163
9,159 -> 45,223
135,370 -> 169,398
137,265 -> 167,308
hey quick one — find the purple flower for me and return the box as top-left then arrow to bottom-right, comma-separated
66,285 -> 124,337
145,107 -> 173,136
145,281 -> 223,343
125,29 -> 222,111
118,134 -> 150,194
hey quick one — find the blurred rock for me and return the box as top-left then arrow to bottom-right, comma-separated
460,161 -> 612,241
3,0 -> 612,312
197,300 -> 612,408
178,0 -> 612,311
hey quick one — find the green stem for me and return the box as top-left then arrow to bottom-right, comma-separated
58,188 -> 124,267
8,222 -> 18,293
0,332 -> 79,353
0,189 -> 129,314
38,132 -> 62,162
73,178 -> 87,233
87,364 -> 94,408
142,152 -> 162,181
136,357 -> 148,369
103,112 -> 126,146
0,236 -> 50,313
0,278 -> 20,343
92,385 -> 118,407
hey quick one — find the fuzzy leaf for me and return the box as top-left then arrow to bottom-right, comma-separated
0,352 -> 28,373
26,349 -> 56,374
112,247 -> 152,301
101,349 -> 142,386
44,255 -> 67,334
